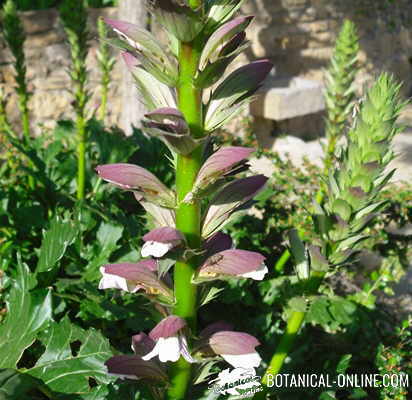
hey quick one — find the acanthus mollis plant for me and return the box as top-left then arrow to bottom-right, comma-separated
97,16 -> 115,121
323,19 -> 360,173
59,0 -> 90,200
96,0 -> 272,398
1,0 -> 31,142
259,74 -> 407,393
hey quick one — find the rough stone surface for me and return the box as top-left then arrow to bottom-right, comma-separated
250,77 -> 325,120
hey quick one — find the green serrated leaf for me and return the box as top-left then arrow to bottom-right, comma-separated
0,262 -> 52,368
26,317 -> 114,394
36,216 -> 78,273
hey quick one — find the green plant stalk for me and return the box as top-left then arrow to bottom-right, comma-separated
20,96 -> 30,140
262,310 -> 305,384
167,35 -> 204,400
76,114 -> 86,200
255,271 -> 325,400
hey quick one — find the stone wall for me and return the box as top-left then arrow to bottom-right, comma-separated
243,0 -> 412,92
1,2 -> 412,135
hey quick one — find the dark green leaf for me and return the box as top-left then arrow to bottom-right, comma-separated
27,317 -> 114,394
0,262 -> 52,368
36,216 -> 78,273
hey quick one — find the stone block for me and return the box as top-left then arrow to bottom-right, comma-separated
250,77 -> 325,121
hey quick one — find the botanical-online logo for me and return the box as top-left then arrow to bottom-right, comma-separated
208,367 -> 263,398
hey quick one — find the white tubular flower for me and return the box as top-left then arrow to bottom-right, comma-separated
141,227 -> 185,258
208,330 -> 262,369
142,315 -> 194,364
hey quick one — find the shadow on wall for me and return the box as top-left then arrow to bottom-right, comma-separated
241,0 -> 412,140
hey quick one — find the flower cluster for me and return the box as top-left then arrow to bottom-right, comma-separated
95,0 -> 273,394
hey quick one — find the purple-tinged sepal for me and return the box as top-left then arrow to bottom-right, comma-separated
202,175 -> 268,236
142,108 -> 205,155
208,331 -> 262,369
142,227 -> 185,258
195,326 -> 262,369
104,18 -> 178,86
122,52 -> 177,111
105,332 -> 167,382
199,16 -> 252,69
195,249 -> 268,282
96,163 -> 175,208
185,146 -> 254,201
99,261 -> 174,304
196,31 -> 249,88
203,232 -> 233,258
142,315 -> 195,363
205,60 -> 273,132
148,0 -> 204,43
105,355 -> 168,382
196,16 -> 252,88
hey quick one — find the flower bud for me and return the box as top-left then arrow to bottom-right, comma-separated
143,108 -> 203,155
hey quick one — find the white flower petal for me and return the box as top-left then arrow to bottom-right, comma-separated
221,352 -> 262,369
142,340 -> 161,361
241,262 -> 268,280
158,336 -> 181,362
99,267 -> 139,292
141,241 -> 173,258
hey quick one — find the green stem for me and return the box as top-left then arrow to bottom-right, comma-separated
256,272 -> 325,399
76,114 -> 86,200
167,36 -> 203,399
274,249 -> 291,273
262,311 -> 305,383
20,94 -> 30,142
